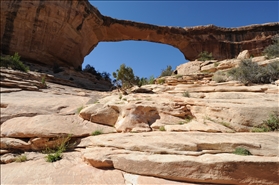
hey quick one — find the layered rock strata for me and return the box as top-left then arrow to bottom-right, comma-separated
1,0 -> 278,69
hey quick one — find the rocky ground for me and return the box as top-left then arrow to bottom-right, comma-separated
1,81 -> 278,184
1,54 -> 279,185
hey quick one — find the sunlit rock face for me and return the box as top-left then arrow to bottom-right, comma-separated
1,0 -> 279,69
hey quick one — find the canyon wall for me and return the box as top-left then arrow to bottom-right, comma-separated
1,0 -> 279,69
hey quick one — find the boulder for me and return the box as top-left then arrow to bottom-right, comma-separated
237,50 -> 250,60
175,61 -> 202,75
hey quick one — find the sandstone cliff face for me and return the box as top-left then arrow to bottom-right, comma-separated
1,0 -> 279,69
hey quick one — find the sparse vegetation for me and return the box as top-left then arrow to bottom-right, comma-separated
263,35 -> 279,59
76,106 -> 84,114
178,116 -> 193,125
220,121 -> 231,129
159,126 -> 166,131
46,152 -> 62,163
0,53 -> 29,72
251,127 -> 267,132
253,112 -> 279,132
227,59 -> 279,84
157,78 -> 165,85
15,154 -> 27,162
263,112 -> 279,131
182,91 -> 190,97
197,51 -> 214,61
184,115 -> 193,123
91,130 -> 103,136
212,71 -> 227,83
147,75 -> 155,84
41,75 -> 47,88
45,135 -> 71,163
160,65 -> 173,77
233,147 -> 252,156
119,94 -> 123,100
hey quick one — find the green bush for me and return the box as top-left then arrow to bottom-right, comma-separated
160,65 -> 173,77
91,130 -> 103,136
252,112 -> 279,132
262,112 -> 279,131
44,135 -> 71,163
15,154 -> 27,162
227,59 -> 279,84
159,126 -> 166,131
182,91 -> 190,97
197,51 -> 214,61
233,147 -> 252,156
263,35 -> 279,59
148,75 -> 155,84
157,78 -> 165,85
46,152 -> 62,163
0,53 -> 29,72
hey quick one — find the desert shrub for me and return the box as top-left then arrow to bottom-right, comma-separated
251,127 -> 267,132
160,65 -> 173,77
212,71 -> 227,83
0,53 -> 29,72
179,115 -> 193,124
159,126 -> 166,131
252,112 -> 279,132
233,147 -> 252,156
262,112 -> 279,131
148,75 -> 155,84
45,135 -> 71,163
227,59 -> 279,84
40,75 -> 47,88
157,78 -> 165,84
263,35 -> 279,59
15,154 -> 27,162
91,130 -> 103,136
197,51 -> 214,61
46,152 -> 62,162
182,91 -> 190,97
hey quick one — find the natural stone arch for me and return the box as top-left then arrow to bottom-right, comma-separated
1,0 -> 279,69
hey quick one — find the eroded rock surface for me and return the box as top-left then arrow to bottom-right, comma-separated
1,1 -> 278,69
1,64 -> 279,184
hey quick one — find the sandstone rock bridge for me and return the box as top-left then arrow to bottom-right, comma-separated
1,0 -> 279,69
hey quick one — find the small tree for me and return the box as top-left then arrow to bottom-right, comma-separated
112,64 -> 140,89
198,51 -> 214,61
160,65 -> 173,77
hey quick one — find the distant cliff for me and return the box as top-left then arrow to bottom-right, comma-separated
1,0 -> 279,69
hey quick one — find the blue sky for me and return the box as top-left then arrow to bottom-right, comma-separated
84,1 -> 278,79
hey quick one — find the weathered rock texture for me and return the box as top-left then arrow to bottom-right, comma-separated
1,67 -> 279,184
1,0 -> 279,69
